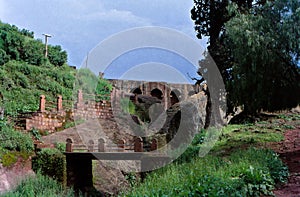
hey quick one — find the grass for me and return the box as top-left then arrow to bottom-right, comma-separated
2,172 -> 75,197
212,123 -> 284,154
124,148 -> 288,197
123,117 -> 292,196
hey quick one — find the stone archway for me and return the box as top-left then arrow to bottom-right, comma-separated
150,88 -> 163,100
132,88 -> 142,95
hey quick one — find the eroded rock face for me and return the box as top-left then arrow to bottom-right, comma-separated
0,158 -> 34,195
157,92 -> 208,143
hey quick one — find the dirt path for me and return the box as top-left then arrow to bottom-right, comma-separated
272,128 -> 300,197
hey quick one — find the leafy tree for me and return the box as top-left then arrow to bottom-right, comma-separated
0,30 -> 24,61
191,0 -> 261,83
95,78 -> 113,101
191,0 -> 300,116
225,0 -> 300,114
191,0 -> 262,122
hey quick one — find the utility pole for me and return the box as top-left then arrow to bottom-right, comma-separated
43,33 -> 52,58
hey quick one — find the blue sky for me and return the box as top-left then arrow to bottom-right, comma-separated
0,0 -> 207,83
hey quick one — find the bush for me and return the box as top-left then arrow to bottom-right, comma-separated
1,152 -> 18,167
32,148 -> 66,184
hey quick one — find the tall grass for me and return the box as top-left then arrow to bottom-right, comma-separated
2,172 -> 75,197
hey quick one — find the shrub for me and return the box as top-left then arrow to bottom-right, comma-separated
30,128 -> 41,141
32,148 -> 66,184
0,61 -> 75,115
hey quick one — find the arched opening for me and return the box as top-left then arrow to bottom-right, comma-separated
132,88 -> 142,95
151,88 -> 163,100
130,88 -> 142,103
170,89 -> 180,105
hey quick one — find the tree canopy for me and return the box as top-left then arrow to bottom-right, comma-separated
0,21 -> 67,67
191,0 -> 300,115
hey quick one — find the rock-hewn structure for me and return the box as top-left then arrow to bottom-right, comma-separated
109,79 -> 201,110
22,79 -> 206,133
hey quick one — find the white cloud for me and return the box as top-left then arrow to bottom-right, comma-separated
77,9 -> 151,26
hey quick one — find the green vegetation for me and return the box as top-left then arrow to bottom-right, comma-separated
225,0 -> 300,113
120,98 -> 136,115
0,21 -> 67,67
54,142 -> 66,152
0,119 -> 34,152
0,22 -> 113,180
0,12 -> 297,196
125,148 -> 288,197
74,68 -> 113,101
212,124 -> 284,153
32,148 -> 66,184
1,151 -> 32,168
0,21 -> 112,116
62,118 -> 85,130
124,118 -> 292,196
2,172 -> 75,197
191,0 -> 300,116
0,61 -> 75,116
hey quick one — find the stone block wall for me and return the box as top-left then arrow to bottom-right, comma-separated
25,111 -> 66,132
25,93 -> 114,132
74,101 -> 113,120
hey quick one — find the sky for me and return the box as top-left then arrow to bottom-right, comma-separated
0,0 -> 207,83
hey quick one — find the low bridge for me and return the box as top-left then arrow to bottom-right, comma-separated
64,137 -> 171,194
